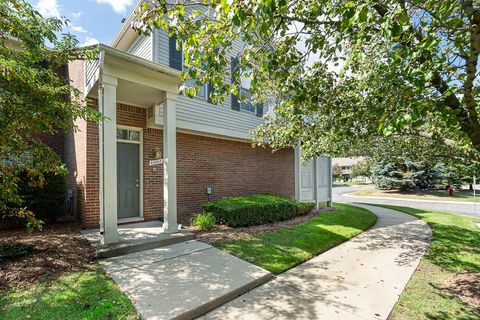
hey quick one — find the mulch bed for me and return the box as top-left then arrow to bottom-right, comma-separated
187,206 -> 335,244
446,272 -> 480,310
0,221 -> 95,291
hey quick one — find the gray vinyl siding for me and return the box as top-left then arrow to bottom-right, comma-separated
155,28 -> 170,65
175,95 -> 262,137
127,34 -> 152,61
151,24 -> 261,138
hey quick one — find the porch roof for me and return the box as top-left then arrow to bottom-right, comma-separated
85,44 -> 181,107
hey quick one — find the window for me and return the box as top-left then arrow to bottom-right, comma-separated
239,88 -> 256,113
184,78 -> 208,100
117,128 -> 140,142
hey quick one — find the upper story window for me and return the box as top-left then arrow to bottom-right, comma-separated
184,73 -> 208,100
240,88 -> 255,113
170,34 -> 209,101
231,57 -> 262,116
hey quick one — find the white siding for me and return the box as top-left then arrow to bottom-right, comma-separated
128,34 -> 153,61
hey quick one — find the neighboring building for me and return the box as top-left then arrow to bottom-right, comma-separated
332,157 -> 369,182
40,2 -> 333,244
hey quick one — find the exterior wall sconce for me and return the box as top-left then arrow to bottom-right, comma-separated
154,147 -> 162,159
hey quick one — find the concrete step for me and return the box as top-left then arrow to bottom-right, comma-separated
100,240 -> 273,320
81,221 -> 195,259
95,232 -> 195,259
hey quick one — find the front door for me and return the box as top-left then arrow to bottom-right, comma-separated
117,142 -> 140,219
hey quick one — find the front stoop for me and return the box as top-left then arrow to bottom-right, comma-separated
81,221 -> 195,259
99,240 -> 273,320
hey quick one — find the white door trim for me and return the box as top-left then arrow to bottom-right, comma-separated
116,125 -> 144,220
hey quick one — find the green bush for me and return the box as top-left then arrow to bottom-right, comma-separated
202,194 -> 311,228
297,202 -> 315,215
18,170 -> 67,223
192,212 -> 216,230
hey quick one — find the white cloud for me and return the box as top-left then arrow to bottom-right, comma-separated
83,36 -> 99,46
36,0 -> 60,18
71,25 -> 87,33
95,0 -> 134,14
71,11 -> 83,18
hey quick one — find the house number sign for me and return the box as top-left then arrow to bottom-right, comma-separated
149,159 -> 164,166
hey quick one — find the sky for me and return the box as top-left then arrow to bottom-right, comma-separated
27,0 -> 138,46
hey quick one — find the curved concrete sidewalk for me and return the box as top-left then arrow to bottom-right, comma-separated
201,204 -> 432,320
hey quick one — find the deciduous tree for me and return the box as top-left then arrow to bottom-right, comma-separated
0,0 -> 100,231
136,0 -> 480,161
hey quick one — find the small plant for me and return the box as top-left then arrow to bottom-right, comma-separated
297,202 -> 315,215
0,243 -> 36,260
192,212 -> 216,231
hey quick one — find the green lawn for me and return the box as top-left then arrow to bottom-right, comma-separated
0,266 -> 139,320
352,188 -> 477,202
214,203 -> 377,274
367,204 -> 480,320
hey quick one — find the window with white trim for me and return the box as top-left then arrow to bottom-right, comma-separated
239,88 -> 256,113
116,128 -> 140,142
182,49 -> 208,100
184,77 -> 208,100
239,69 -> 256,113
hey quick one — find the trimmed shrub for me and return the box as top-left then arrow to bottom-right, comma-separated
202,194 -> 308,227
297,202 -> 315,215
192,212 -> 216,231
18,171 -> 67,223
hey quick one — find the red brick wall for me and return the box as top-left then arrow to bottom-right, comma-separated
176,133 -> 295,224
68,100 -> 294,228
38,132 -> 64,160
64,60 -> 90,224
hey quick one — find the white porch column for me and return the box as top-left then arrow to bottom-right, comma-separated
313,156 -> 319,210
163,92 -> 178,233
99,75 -> 119,244
294,141 -> 301,202
327,156 -> 333,207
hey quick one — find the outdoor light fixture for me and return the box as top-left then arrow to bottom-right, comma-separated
206,187 -> 212,202
154,147 -> 162,159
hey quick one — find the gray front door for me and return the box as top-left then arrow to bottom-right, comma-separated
117,142 -> 140,219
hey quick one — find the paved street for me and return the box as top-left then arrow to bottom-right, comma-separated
333,185 -> 478,217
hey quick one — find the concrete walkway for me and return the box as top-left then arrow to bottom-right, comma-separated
200,205 -> 432,320
100,240 -> 272,320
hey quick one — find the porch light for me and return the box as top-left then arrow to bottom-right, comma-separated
154,147 -> 162,159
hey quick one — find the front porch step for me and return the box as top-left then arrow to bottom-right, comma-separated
81,221 -> 195,259
95,232 -> 195,259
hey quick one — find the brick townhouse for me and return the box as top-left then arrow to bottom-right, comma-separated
41,2 -> 331,244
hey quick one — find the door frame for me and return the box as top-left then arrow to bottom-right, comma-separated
116,125 -> 143,221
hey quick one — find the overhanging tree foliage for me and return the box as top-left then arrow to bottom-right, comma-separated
0,0 -> 100,231
136,0 -> 480,161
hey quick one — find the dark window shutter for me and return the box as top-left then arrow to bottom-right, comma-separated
256,104 -> 264,117
231,57 -> 240,111
169,34 -> 182,70
207,82 -> 215,104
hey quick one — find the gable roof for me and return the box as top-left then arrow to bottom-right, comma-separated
110,0 -> 143,51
